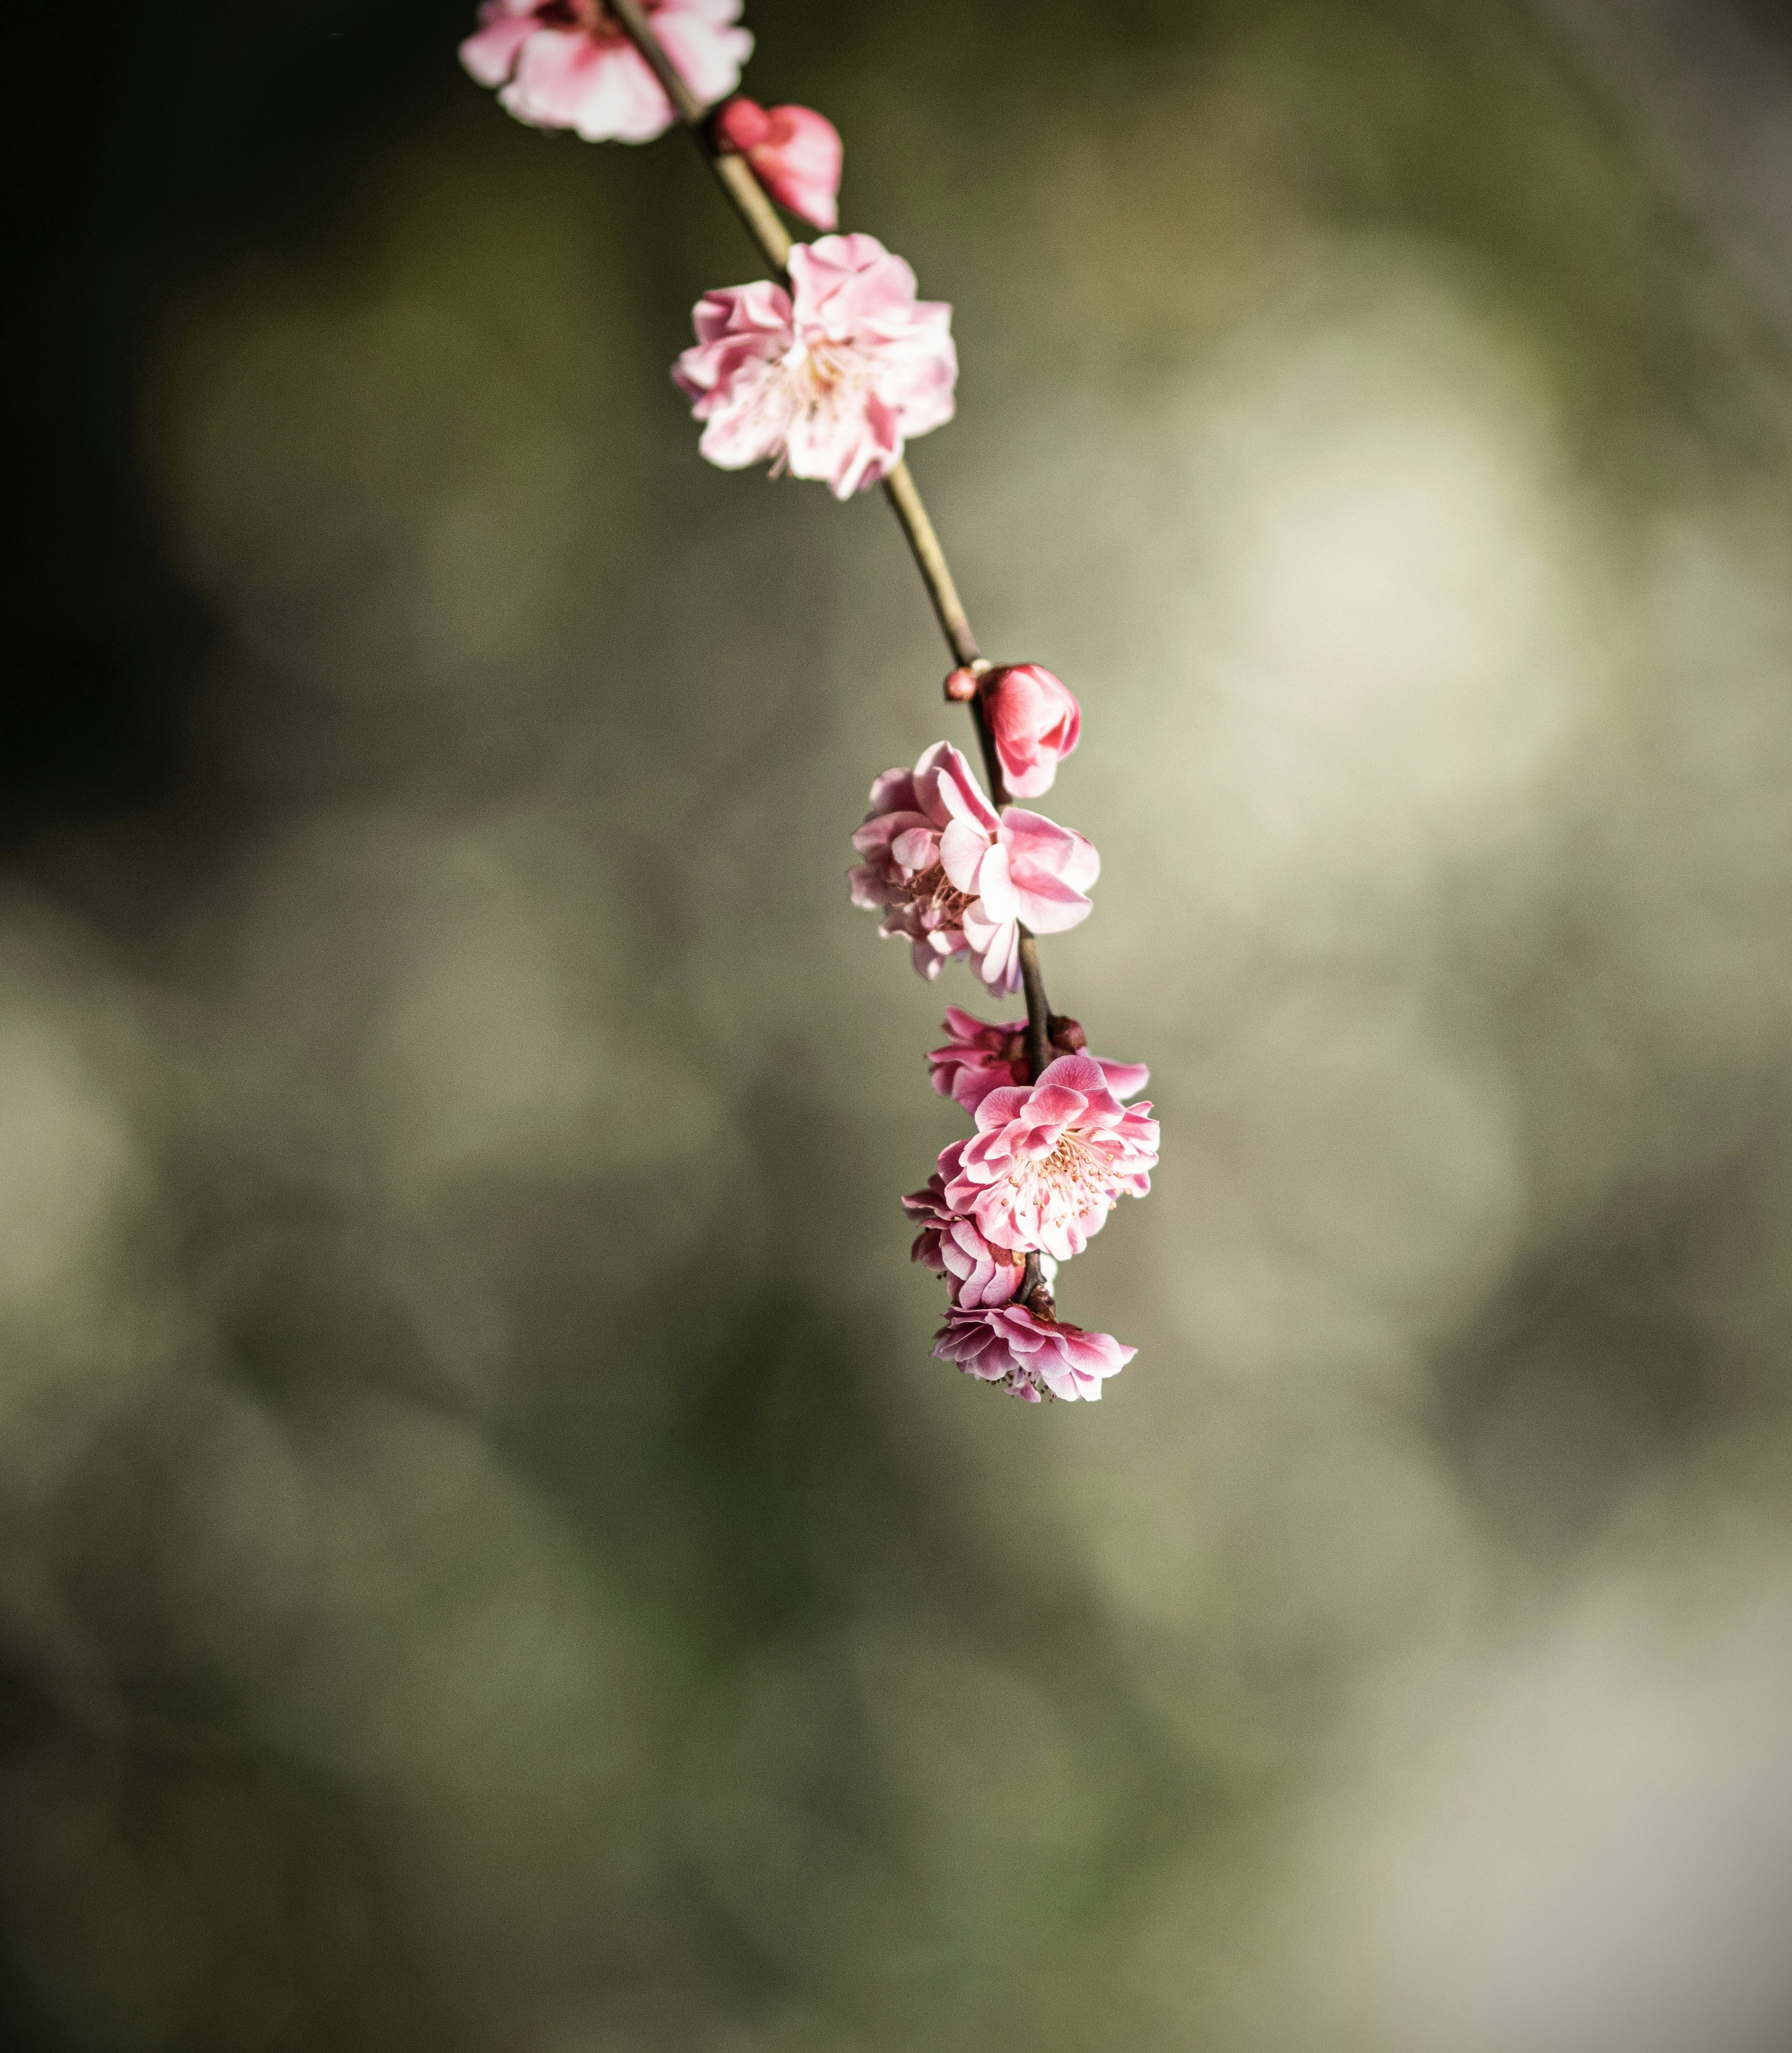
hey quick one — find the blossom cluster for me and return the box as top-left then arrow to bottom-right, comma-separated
462,0 -> 954,499
903,1021 -> 1155,1402
850,691 -> 1156,1403
461,0 -> 1155,1401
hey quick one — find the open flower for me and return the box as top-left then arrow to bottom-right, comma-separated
902,1153 -> 1026,1308
944,1054 -> 1157,1261
928,1006 -> 1150,1113
715,98 -> 842,230
461,0 -> 751,142
673,233 -> 956,499
980,663 -> 1082,798
934,1303 -> 1134,1403
848,742 -> 1099,995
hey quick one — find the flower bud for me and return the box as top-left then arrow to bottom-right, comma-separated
979,663 -> 1082,798
943,665 -> 982,703
714,98 -> 843,231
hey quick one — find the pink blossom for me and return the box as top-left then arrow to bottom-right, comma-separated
927,1006 -> 1150,1114
944,1054 -> 1158,1262
461,0 -> 751,144
933,1304 -> 1135,1403
672,234 -> 957,499
847,742 -> 1099,995
902,1152 -> 1026,1309
715,98 -> 842,230
980,663 -> 1082,799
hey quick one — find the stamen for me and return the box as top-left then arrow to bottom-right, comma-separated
906,863 -> 973,922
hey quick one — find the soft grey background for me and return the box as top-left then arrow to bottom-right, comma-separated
11,0 -> 1792,2047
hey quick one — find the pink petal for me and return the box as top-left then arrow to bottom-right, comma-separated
972,1086 -> 1033,1131
910,939 -> 947,979
973,918 -> 1022,996
889,826 -> 938,872
693,360 -> 796,469
866,767 -> 919,815
651,0 -> 754,109
972,840 -> 1020,924
461,10 -> 536,88
1097,1059 -> 1150,1100
1022,1084 -> 1090,1126
925,742 -> 1000,833
1034,1054 -> 1108,1096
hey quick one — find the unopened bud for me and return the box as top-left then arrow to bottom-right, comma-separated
977,662 -> 1082,797
713,98 -> 843,231
943,661 -> 988,703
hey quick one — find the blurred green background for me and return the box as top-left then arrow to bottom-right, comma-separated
13,1 -> 1792,2047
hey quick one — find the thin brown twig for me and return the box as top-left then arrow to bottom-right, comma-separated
608,0 -> 1064,1185
879,459 -> 978,669
607,0 -> 793,267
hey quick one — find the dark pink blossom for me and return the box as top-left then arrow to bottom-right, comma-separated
461,0 -> 751,143
944,1054 -> 1158,1261
901,1152 -> 1027,1309
933,1303 -> 1135,1403
980,663 -> 1082,799
927,1006 -> 1150,1114
673,234 -> 956,499
715,97 -> 842,230
847,742 -> 1099,995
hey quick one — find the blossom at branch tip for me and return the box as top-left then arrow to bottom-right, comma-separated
944,1053 -> 1158,1261
928,1006 -> 1150,1114
934,1303 -> 1135,1403
672,233 -> 957,499
461,0 -> 751,144
715,98 -> 842,230
980,663 -> 1082,798
848,742 -> 1099,995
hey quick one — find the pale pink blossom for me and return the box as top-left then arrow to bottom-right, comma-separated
847,742 -> 1099,995
927,1006 -> 1150,1114
944,1054 -> 1158,1262
980,663 -> 1082,798
672,233 -> 956,499
933,1303 -> 1135,1403
461,0 -> 751,143
715,98 -> 842,230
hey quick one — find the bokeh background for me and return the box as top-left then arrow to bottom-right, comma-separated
14,0 -> 1792,2046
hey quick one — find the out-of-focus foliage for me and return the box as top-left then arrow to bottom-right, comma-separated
12,1 -> 1792,2048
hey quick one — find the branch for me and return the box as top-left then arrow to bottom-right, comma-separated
608,1 -> 1059,1085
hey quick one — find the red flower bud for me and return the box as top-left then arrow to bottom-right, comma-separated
978,663 -> 1082,798
1049,1015 -> 1088,1056
714,98 -> 843,231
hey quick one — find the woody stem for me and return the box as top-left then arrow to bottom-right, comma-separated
607,0 -> 1059,1166
608,0 -> 793,267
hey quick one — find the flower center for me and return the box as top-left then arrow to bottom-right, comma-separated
908,863 -> 973,924
785,338 -> 872,416
533,0 -> 659,40
1029,1132 -> 1107,1212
